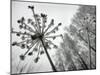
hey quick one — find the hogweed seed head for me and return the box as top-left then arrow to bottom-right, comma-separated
12,5 -> 62,62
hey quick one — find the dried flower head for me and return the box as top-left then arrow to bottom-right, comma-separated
12,5 -> 62,62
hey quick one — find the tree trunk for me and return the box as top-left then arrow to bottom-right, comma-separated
77,53 -> 89,69
86,27 -> 91,69
78,31 -> 96,52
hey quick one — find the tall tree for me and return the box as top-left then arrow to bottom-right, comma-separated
55,5 -> 96,71
69,5 -> 96,69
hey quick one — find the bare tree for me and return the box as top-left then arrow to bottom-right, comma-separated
55,5 -> 96,70
69,5 -> 96,69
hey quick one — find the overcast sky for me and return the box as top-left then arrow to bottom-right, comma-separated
12,1 -> 79,73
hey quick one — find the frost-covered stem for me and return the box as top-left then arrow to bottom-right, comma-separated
78,31 -> 96,52
86,27 -> 91,69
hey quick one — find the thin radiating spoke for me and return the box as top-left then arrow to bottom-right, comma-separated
44,38 -> 58,48
31,40 -> 40,52
40,13 -> 47,33
44,19 -> 54,34
13,39 -> 31,46
28,6 -> 41,33
12,31 -> 31,36
23,39 -> 39,56
45,23 -> 61,36
45,34 -> 62,39
23,22 -> 36,33
36,42 -> 41,57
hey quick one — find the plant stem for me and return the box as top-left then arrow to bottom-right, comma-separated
40,39 -> 57,72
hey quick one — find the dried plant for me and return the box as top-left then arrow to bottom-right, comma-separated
12,5 -> 62,72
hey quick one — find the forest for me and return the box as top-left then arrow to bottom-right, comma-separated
55,5 -> 96,71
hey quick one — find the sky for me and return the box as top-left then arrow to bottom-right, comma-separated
12,0 -> 79,73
